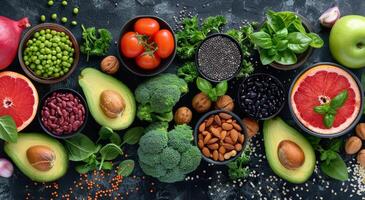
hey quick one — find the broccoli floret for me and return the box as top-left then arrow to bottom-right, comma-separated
152,111 -> 173,122
137,148 -> 161,166
148,73 -> 188,94
137,104 -> 153,122
177,62 -> 198,83
150,85 -> 181,113
135,85 -> 151,105
139,130 -> 168,154
160,147 -> 181,169
179,146 -> 202,174
139,162 -> 167,178
145,122 -> 169,132
158,168 -> 185,183
168,125 -> 194,153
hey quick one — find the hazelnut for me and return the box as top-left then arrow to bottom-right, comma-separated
345,136 -> 362,155
26,145 -> 56,171
356,123 -> 365,140
100,55 -> 119,74
215,95 -> 234,111
174,107 -> 192,124
192,92 -> 211,113
357,149 -> 365,168
242,118 -> 259,138
100,90 -> 125,118
277,140 -> 305,169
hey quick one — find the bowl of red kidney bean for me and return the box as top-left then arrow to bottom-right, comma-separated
38,88 -> 88,139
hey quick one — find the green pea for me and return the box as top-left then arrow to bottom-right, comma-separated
40,15 -> 46,22
35,70 -> 41,76
62,1 -> 67,6
51,14 -> 57,20
34,32 -> 40,38
71,21 -> 77,26
73,7 -> 79,14
51,30 -> 57,35
61,17 -> 67,23
48,0 -> 54,6
35,60 -> 40,65
46,29 -> 51,33
40,30 -> 45,35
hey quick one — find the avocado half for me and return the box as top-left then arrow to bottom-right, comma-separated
4,133 -> 68,182
78,68 -> 136,130
263,117 -> 316,184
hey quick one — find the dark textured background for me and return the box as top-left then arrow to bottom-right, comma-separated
1,0 -> 365,199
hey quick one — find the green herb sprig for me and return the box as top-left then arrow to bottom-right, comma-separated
196,77 -> 228,101
314,90 -> 348,128
65,126 -> 144,174
80,25 -> 112,61
227,147 -> 251,180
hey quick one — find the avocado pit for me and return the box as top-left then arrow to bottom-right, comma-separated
277,140 -> 305,169
26,145 -> 56,171
99,90 -> 126,118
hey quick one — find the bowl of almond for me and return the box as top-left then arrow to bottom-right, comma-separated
194,110 -> 248,164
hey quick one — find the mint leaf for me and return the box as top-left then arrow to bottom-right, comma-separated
330,90 -> 348,109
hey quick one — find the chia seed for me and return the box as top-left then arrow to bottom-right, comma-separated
197,35 -> 242,81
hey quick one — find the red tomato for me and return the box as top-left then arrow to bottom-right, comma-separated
134,18 -> 160,36
120,32 -> 144,58
135,53 -> 161,70
154,29 -> 175,58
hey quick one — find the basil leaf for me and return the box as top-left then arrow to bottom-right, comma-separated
320,153 -> 348,181
266,10 -> 286,32
307,33 -> 324,48
276,11 -> 298,27
196,77 -> 212,94
288,18 -> 306,33
329,139 -> 343,152
258,48 -> 276,65
275,39 -> 288,51
274,49 -> 297,65
122,127 -> 145,145
330,90 -> 348,109
117,159 -> 135,177
273,28 -> 288,40
250,31 -> 273,49
64,133 -> 99,161
207,88 -> 218,101
0,115 -> 17,143
215,81 -> 228,96
314,104 -> 330,114
324,113 -> 335,128
99,143 -> 123,161
287,32 -> 312,54
328,107 -> 337,115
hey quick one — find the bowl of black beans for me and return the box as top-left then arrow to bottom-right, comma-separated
18,23 -> 79,84
38,88 -> 88,139
237,73 -> 285,120
195,33 -> 242,82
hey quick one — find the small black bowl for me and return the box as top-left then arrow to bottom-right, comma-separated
117,15 -> 177,76
288,62 -> 364,138
194,110 -> 248,165
38,88 -> 88,139
236,73 -> 285,120
195,33 -> 243,83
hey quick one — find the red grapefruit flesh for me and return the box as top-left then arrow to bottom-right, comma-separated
0,71 -> 38,131
291,65 -> 361,134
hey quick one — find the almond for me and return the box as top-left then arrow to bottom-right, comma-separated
220,130 -> 227,140
226,119 -> 233,123
210,127 -> 220,138
235,143 -> 242,151
198,139 -> 204,149
208,143 -> 219,150
214,115 -> 221,125
212,150 -> 219,161
198,134 -> 203,140
232,122 -> 242,131
224,137 -> 234,144
199,122 -> 206,132
219,146 -> 226,154
207,138 -> 219,144
223,143 -> 235,150
219,112 -> 232,119
203,133 -> 212,144
238,133 -> 244,144
206,116 -> 214,127
224,150 -> 237,159
218,153 -> 225,161
230,129 -> 239,143
202,131 -> 209,136
222,123 -> 233,130
202,147 -> 211,157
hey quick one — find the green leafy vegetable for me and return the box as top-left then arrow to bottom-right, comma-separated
227,148 -> 251,180
64,133 -> 99,161
177,62 -> 198,83
80,25 -> 112,61
0,115 -> 18,143
122,127 -> 145,145
196,77 -> 228,101
117,159 -> 135,177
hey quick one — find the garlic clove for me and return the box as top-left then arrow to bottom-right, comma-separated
319,5 -> 341,28
0,158 -> 14,178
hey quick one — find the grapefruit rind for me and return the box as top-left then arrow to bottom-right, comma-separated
0,71 -> 38,131
291,65 -> 361,134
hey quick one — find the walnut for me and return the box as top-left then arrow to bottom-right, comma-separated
357,149 -> 365,168
345,136 -> 362,155
356,123 -> 365,140
215,95 -> 234,111
192,92 -> 211,113
242,117 -> 259,138
101,56 -> 119,74
174,107 -> 192,124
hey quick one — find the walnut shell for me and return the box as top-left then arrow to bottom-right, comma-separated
192,92 -> 211,113
174,107 -> 192,124
345,136 -> 362,155
215,95 -> 234,111
26,145 -> 56,171
101,56 -> 120,74
356,123 -> 365,140
242,118 -> 259,138
357,149 -> 365,168
99,90 -> 125,118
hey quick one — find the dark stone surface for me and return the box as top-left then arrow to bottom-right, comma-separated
0,0 -> 364,199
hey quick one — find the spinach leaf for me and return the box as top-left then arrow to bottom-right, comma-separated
110,132 -> 122,145
122,127 -> 145,145
287,32 -> 312,54
97,126 -> 113,141
320,153 -> 348,181
117,159 -> 135,177
64,133 -> 99,161
0,115 -> 18,143
274,49 -> 297,65
100,143 -> 123,161
250,31 -> 273,49
75,163 -> 93,174
307,33 -> 324,48
101,162 -> 113,170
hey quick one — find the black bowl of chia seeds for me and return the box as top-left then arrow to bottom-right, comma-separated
237,73 -> 285,120
195,33 -> 243,82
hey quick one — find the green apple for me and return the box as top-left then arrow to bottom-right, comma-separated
330,15 -> 365,69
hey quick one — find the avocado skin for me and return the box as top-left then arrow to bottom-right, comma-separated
4,133 -> 68,182
263,117 -> 316,184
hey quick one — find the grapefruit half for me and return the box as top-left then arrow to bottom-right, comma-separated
0,71 -> 38,131
291,64 -> 361,134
